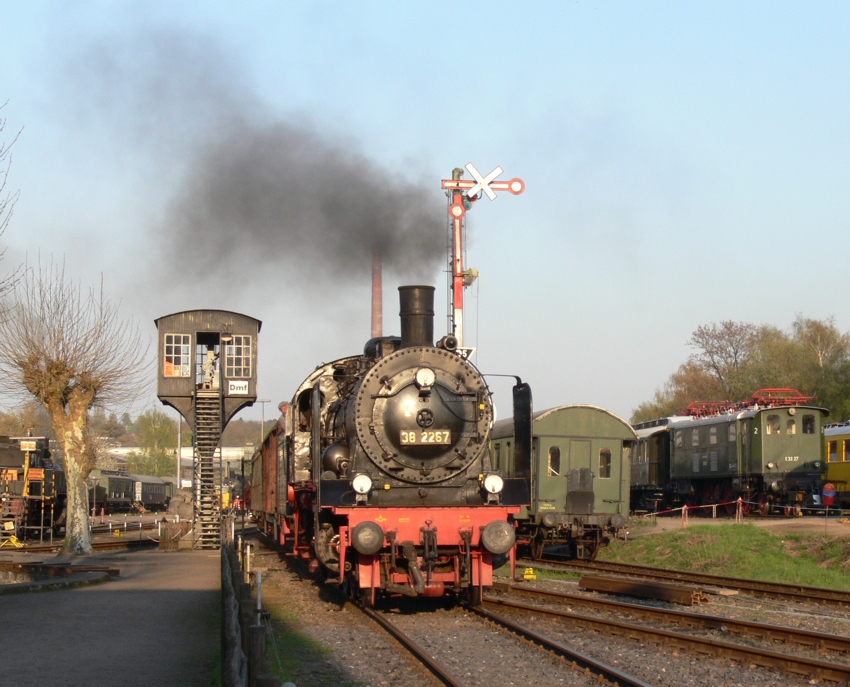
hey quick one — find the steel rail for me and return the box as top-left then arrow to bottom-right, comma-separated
467,604 -> 654,687
497,584 -> 850,654
482,596 -> 850,683
23,538 -> 157,553
359,606 -> 469,687
522,557 -> 850,606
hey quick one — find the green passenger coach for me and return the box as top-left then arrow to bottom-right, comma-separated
491,405 -> 635,560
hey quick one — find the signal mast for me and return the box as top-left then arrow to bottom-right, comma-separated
440,164 -> 524,352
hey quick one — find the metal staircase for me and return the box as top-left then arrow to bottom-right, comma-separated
194,390 -> 223,548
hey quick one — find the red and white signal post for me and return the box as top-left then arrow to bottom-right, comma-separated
441,163 -> 525,349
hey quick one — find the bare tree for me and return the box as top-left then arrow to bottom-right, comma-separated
688,321 -> 756,396
0,102 -> 21,239
0,261 -> 147,554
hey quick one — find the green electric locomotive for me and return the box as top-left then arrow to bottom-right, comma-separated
632,389 -> 828,515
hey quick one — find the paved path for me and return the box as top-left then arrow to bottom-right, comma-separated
0,549 -> 220,687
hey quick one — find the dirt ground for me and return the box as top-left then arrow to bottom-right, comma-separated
629,512 -> 850,538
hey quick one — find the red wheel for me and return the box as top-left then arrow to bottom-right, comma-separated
757,493 -> 769,516
792,504 -> 802,517
783,505 -> 791,517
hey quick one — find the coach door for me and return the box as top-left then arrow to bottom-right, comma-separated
535,437 -> 563,516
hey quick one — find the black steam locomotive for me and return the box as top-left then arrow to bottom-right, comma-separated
252,285 -> 532,605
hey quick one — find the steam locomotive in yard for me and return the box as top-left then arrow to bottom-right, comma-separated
631,389 -> 829,516
252,285 -> 533,605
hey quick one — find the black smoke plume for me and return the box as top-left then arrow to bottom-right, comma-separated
66,29 -> 445,288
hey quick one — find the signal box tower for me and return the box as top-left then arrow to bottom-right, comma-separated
155,310 -> 261,548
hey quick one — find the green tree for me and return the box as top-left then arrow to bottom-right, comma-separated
131,409 -> 176,477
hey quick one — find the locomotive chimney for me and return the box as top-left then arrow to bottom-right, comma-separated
399,285 -> 434,348
371,245 -> 382,338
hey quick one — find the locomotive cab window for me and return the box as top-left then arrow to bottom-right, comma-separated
599,448 -> 612,478
766,415 -> 780,435
803,415 -> 815,434
728,423 -> 736,442
786,419 -> 796,435
225,335 -> 252,378
829,440 -> 838,462
164,334 -> 191,377
548,446 -> 561,477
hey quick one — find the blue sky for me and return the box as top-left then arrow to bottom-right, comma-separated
1,2 -> 848,423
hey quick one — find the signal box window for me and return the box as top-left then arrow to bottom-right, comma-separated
829,440 -> 838,462
691,429 -> 699,447
728,424 -> 736,442
844,439 -> 850,461
164,334 -> 191,377
709,427 -> 717,445
766,415 -> 780,435
548,446 -> 561,477
225,336 -> 252,378
786,419 -> 796,435
802,415 -> 815,434
599,448 -> 612,478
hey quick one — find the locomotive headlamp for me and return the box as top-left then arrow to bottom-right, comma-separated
766,462 -> 776,469
481,520 -> 515,555
352,474 -> 373,494
483,473 -> 504,494
415,367 -> 436,389
814,461 -> 822,468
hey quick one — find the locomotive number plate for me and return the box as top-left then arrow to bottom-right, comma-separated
400,430 -> 451,445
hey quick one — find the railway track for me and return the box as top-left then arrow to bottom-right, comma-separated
359,601 -> 652,687
22,538 -> 158,553
523,557 -> 850,607
482,592 -> 850,683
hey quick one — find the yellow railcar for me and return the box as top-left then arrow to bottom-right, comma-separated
824,422 -> 850,508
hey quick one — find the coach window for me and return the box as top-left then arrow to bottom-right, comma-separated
548,447 -> 561,477
225,335 -> 252,378
786,419 -> 796,435
766,415 -> 780,435
675,431 -> 683,449
493,443 -> 501,470
164,334 -> 191,377
802,415 -> 815,434
691,429 -> 699,447
599,448 -> 612,478
728,423 -> 737,442
829,440 -> 838,462
709,427 -> 717,445
843,439 -> 850,461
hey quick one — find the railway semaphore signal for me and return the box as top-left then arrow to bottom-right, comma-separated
441,163 -> 525,349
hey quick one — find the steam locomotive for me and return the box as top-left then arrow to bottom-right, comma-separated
252,285 -> 532,605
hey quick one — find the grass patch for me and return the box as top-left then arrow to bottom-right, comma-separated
599,523 -> 850,590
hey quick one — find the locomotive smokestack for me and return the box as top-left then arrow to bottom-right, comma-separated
399,285 -> 434,348
371,245 -> 382,338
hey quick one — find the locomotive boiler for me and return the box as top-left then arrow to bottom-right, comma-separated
253,285 -> 532,605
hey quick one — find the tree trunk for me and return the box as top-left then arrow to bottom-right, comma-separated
59,414 -> 92,556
